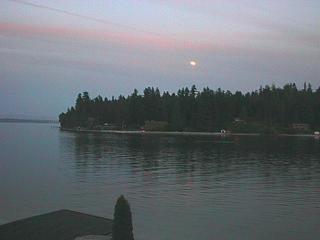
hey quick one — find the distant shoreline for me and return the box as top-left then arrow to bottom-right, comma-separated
0,118 -> 59,124
60,128 -> 319,138
61,128 -> 257,136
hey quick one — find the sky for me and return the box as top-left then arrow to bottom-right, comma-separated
0,0 -> 319,119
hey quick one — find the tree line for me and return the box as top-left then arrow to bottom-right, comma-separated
59,83 -> 320,133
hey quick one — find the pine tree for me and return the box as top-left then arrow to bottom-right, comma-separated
112,195 -> 134,240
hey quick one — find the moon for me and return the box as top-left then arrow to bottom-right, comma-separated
189,60 -> 197,67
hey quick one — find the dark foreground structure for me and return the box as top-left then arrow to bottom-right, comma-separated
0,210 -> 112,240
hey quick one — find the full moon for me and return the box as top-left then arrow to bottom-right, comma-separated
189,60 -> 197,67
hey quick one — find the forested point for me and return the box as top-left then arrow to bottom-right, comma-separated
59,83 -> 320,134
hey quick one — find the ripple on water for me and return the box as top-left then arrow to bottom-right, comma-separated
1,125 -> 320,240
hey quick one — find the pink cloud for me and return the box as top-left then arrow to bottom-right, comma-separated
140,0 -> 320,49
0,22 -> 215,51
1,20 -> 316,64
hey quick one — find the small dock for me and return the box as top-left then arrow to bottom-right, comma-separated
0,210 -> 112,240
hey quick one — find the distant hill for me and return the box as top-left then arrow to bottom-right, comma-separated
0,118 -> 59,124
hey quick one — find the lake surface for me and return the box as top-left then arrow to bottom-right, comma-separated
1,122 -> 320,240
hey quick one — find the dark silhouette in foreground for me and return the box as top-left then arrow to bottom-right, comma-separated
112,195 -> 134,240
0,210 -> 112,240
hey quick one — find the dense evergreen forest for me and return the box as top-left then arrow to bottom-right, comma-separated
59,83 -> 320,133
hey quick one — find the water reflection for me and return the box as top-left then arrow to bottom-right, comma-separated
2,123 -> 319,239
61,133 -> 320,178
58,132 -> 320,240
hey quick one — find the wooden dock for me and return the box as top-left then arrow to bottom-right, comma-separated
0,210 -> 112,240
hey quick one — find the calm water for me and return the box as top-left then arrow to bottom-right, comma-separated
0,123 -> 320,240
